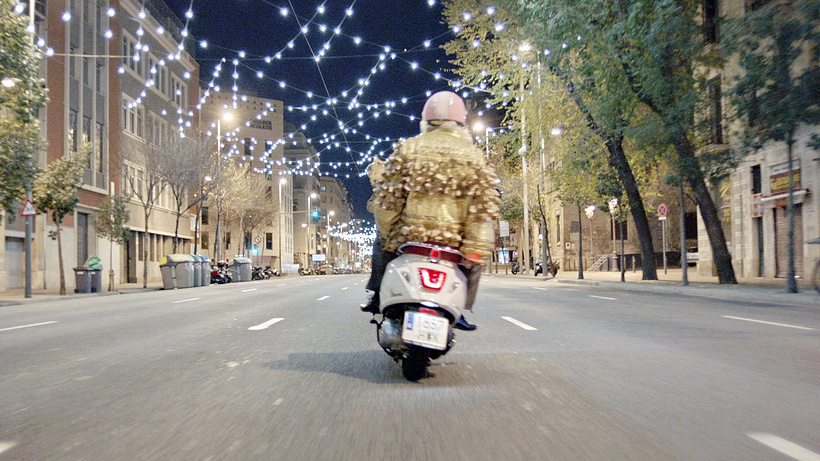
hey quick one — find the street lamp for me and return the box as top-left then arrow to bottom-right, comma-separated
326,210 -> 335,264
473,122 -> 492,157
278,177 -> 287,274
519,42 -> 532,275
306,192 -> 317,266
213,111 -> 233,262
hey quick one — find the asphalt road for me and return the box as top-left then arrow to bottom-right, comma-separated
0,275 -> 818,460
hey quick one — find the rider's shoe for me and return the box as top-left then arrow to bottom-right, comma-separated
360,297 -> 379,313
454,315 -> 477,331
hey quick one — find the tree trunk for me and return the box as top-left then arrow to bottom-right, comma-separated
173,213 -> 180,253
606,137 -> 658,280
672,132 -> 737,284
577,206 -> 584,280
786,137 -> 797,292
143,210 -> 149,288
56,219 -> 66,295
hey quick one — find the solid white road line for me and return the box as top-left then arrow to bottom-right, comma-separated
317,295 -> 330,301
748,433 -> 820,461
0,321 -> 58,333
532,287 -> 548,291
172,298 -> 200,304
248,318 -> 284,331
590,295 -> 617,300
242,288 -> 257,293
722,316 -> 815,331
0,442 -> 16,454
501,316 -> 538,331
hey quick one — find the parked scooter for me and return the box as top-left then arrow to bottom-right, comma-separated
251,266 -> 268,280
370,242 -> 470,381
210,265 -> 231,284
264,265 -> 280,277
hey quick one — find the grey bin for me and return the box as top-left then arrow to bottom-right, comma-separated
200,256 -> 211,286
190,255 -> 202,287
229,257 -> 253,282
159,254 -> 195,289
74,267 -> 102,293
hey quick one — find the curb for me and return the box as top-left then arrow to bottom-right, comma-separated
552,278 -> 819,308
0,287 -> 163,307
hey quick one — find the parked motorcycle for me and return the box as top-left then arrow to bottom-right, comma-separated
299,267 -> 314,276
252,266 -> 269,280
511,261 -> 520,275
370,242 -> 469,381
210,266 -> 231,284
534,260 -> 559,277
264,265 -> 280,277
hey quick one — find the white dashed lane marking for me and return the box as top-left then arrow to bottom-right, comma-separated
317,296 -> 330,301
747,433 -> 820,461
589,295 -> 617,300
0,321 -> 58,332
172,298 -> 200,304
723,316 -> 815,331
242,288 -> 257,292
0,441 -> 16,455
248,318 -> 285,331
501,316 -> 537,331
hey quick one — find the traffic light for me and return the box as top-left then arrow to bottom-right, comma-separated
311,209 -> 320,221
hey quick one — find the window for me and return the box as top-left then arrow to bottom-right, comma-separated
612,219 -> 629,240
82,57 -> 90,86
703,0 -> 718,43
122,34 -> 142,76
122,97 -> 143,138
201,207 -> 209,225
266,232 -> 273,250
201,231 -> 209,250
707,76 -> 723,144
69,109 -> 78,152
751,164 -> 762,194
95,122 -> 104,173
138,232 -> 144,261
95,61 -> 103,93
171,74 -> 186,109
225,232 -> 231,249
70,46 -> 77,77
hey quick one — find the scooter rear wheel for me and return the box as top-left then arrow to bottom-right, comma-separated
402,345 -> 430,381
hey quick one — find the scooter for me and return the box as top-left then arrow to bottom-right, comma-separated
210,267 -> 231,284
370,242 -> 469,381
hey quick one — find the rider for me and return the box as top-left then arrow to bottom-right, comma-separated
362,91 -> 500,330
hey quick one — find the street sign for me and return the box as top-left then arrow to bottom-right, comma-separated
20,199 -> 36,217
254,236 -> 262,244
657,203 -> 668,218
499,220 -> 510,238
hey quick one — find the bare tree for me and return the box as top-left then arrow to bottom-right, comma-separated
221,165 -> 275,257
121,136 -> 174,288
162,132 -> 214,252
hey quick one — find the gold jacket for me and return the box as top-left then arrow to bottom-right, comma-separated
368,124 -> 500,258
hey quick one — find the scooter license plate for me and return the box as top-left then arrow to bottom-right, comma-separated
402,311 -> 449,351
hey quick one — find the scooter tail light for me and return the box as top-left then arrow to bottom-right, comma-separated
418,268 -> 446,290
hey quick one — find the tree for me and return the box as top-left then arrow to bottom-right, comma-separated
0,0 -> 48,221
92,195 -> 131,291
508,0 -> 739,283
221,164 -> 275,257
724,1 -> 820,292
162,132 -> 213,252
32,149 -> 86,295
442,0 -> 660,280
121,136 -> 173,288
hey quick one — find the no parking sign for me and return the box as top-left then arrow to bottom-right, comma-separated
658,203 -> 668,221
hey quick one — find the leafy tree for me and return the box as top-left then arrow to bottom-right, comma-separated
723,1 -> 820,292
507,0 -> 739,283
93,195 -> 131,291
442,0 -> 660,280
0,0 -> 48,221
32,149 -> 86,295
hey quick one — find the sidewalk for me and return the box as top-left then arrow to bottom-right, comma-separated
0,281 -> 165,307
486,267 -> 819,309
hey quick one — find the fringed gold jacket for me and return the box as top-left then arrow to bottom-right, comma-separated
368,124 -> 500,258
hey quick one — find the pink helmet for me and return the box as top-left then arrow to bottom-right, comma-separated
421,91 -> 467,125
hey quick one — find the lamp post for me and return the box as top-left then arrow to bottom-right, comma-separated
305,192 -> 317,267
326,210 -> 335,265
519,43 -> 532,275
278,177 -> 287,274
213,111 -> 233,262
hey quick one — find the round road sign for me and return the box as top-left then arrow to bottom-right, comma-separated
658,203 -> 668,218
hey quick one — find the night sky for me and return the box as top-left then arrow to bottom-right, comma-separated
162,0 -> 455,219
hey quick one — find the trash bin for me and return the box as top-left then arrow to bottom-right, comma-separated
200,256 -> 211,286
88,268 -> 102,292
159,254 -> 196,289
190,255 -> 202,288
229,257 -> 253,282
74,267 -> 92,293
